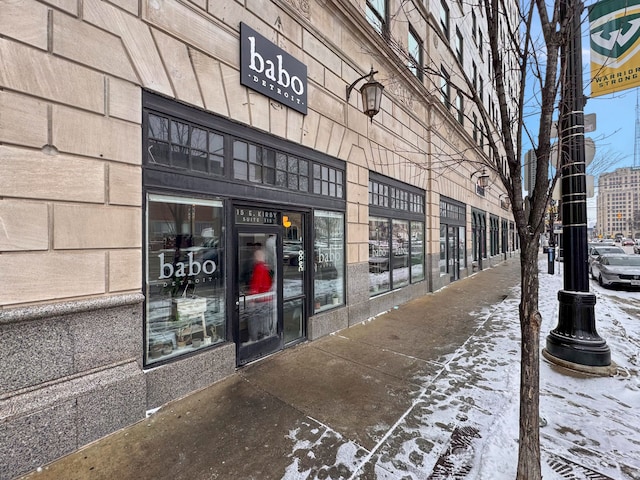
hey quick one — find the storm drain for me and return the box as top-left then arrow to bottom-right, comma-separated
428,426 -> 481,479
546,453 -> 615,480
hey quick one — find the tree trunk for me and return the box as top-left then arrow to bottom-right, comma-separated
516,239 -> 542,479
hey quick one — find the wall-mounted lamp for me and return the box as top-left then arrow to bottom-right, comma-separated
470,168 -> 490,188
346,67 -> 384,121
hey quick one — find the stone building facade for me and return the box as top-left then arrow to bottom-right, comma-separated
0,0 -> 518,477
596,166 -> 640,239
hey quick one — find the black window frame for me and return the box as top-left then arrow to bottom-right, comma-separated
408,24 -> 424,81
366,0 -> 389,38
142,91 -> 345,212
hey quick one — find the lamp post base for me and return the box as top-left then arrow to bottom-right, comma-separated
545,290 -> 611,367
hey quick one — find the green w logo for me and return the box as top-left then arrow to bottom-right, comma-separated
591,13 -> 640,58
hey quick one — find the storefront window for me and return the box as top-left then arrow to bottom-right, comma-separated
145,194 -> 225,364
411,222 -> 425,282
369,217 -> 391,294
392,220 -> 410,288
439,225 -> 447,275
459,225 -> 466,270
314,210 -> 345,312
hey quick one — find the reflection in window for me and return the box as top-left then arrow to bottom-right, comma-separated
459,225 -> 466,270
145,194 -> 225,365
369,217 -> 425,295
440,225 -> 447,275
146,113 -> 223,175
369,217 -> 391,294
392,220 -> 410,288
411,222 -> 425,282
314,210 -> 345,313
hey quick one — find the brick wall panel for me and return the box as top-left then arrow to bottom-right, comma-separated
0,146 -> 105,203
52,106 -> 141,164
53,204 -> 141,250
0,38 -> 104,113
0,200 -> 49,251
0,91 -> 48,148
0,252 -> 106,306
53,12 -> 138,82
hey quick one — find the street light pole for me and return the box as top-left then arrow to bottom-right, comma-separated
544,0 -> 611,367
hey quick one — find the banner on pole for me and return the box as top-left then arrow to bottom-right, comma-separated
589,0 -> 640,96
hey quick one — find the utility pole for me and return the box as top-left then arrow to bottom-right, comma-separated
544,0 -> 611,368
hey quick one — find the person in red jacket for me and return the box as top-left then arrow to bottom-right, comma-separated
249,249 -> 272,294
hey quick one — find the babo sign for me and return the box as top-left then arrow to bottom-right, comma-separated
240,22 -> 308,115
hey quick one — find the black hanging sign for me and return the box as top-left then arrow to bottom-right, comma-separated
240,22 -> 308,115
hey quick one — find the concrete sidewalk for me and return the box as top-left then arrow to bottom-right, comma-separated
20,258 -> 522,480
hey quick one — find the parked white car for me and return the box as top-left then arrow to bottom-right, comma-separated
591,254 -> 640,289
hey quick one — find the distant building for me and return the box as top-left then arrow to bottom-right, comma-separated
596,167 -> 640,238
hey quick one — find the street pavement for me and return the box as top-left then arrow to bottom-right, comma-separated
19,256 -> 635,479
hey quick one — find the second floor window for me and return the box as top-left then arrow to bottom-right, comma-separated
440,0 -> 450,40
441,67 -> 450,109
472,11 -> 477,44
366,0 -> 387,36
455,28 -> 463,65
408,26 -> 423,81
455,91 -> 464,125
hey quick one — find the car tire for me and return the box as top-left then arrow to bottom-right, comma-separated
598,275 -> 606,288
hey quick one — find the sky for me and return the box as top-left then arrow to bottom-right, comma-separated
282,256 -> 640,478
523,6 -> 640,226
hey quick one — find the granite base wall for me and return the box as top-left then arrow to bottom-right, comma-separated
0,296 -> 235,480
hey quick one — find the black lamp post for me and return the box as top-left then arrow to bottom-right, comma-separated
544,0 -> 610,367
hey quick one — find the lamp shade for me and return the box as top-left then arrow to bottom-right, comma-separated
478,173 -> 490,188
360,80 -> 384,119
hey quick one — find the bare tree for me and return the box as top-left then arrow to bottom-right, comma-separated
454,0 -> 576,476
475,0 -> 579,476
361,0 -> 583,474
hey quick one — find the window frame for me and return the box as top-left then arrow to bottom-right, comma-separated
440,0 -> 450,40
455,27 -> 464,65
440,66 -> 451,110
408,24 -> 424,81
366,0 -> 388,37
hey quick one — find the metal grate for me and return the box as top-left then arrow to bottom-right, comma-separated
428,426 -> 481,479
546,453 -> 615,480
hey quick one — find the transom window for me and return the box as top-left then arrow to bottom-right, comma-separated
148,114 -> 224,175
145,107 -> 344,201
369,180 -> 424,214
233,140 -> 310,193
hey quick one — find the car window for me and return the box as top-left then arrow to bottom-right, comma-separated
611,256 -> 640,266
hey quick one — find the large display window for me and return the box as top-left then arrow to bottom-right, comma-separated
145,194 -> 226,364
369,217 -> 424,294
314,210 -> 345,312
369,173 -> 425,295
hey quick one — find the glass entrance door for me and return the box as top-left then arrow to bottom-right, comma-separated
236,230 -> 281,365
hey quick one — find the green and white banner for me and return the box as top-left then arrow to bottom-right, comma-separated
590,0 -> 640,96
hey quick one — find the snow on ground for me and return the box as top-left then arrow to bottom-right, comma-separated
471,259 -> 640,479
284,257 -> 640,479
